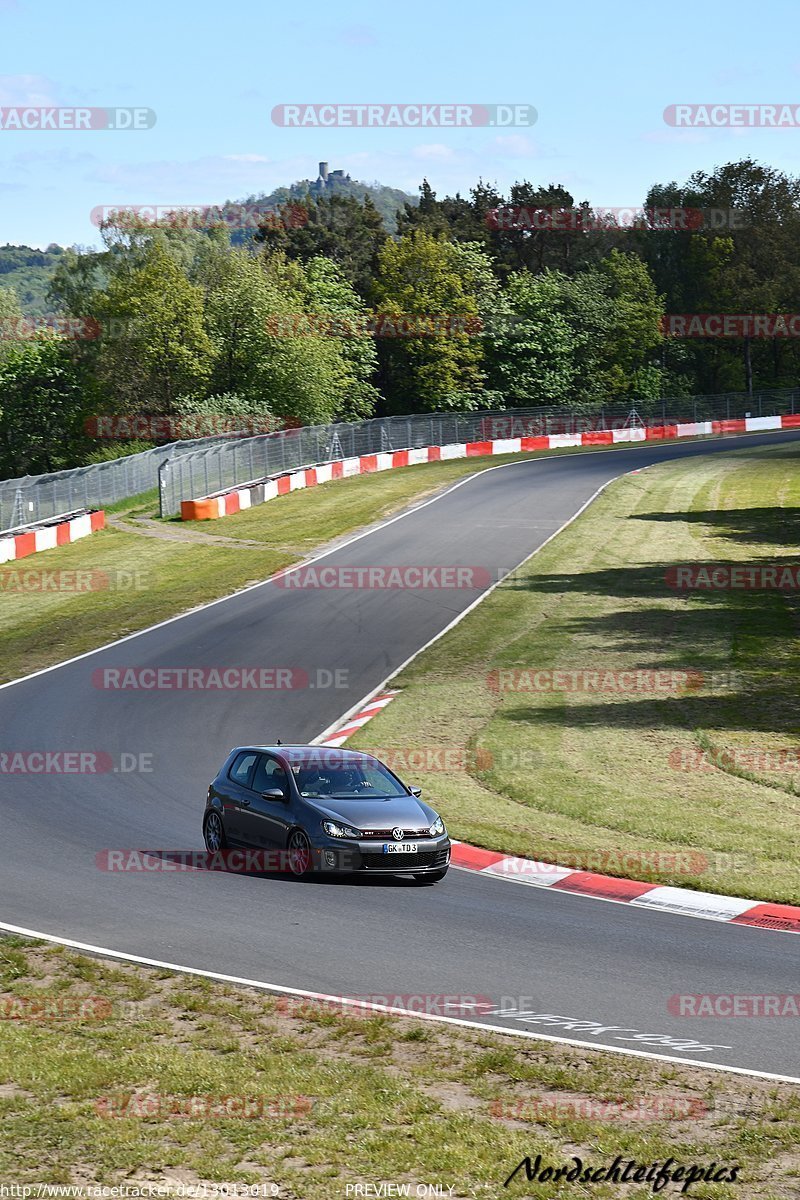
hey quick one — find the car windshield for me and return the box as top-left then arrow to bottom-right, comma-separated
291,759 -> 407,799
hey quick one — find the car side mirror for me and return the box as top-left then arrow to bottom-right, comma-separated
261,788 -> 287,801
409,786 -> 422,797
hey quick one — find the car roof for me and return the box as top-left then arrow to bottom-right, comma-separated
230,745 -> 377,763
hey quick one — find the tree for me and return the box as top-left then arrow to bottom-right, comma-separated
92,239 -> 213,413
256,194 -> 388,298
0,336 -> 88,476
301,256 -> 379,420
485,270 -> 579,405
0,285 -> 23,363
371,232 -> 485,412
594,250 -> 664,399
641,159 -> 800,393
486,256 -> 664,408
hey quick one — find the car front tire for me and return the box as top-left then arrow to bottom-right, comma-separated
287,829 -> 313,876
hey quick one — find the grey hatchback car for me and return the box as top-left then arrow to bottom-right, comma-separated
203,745 -> 451,883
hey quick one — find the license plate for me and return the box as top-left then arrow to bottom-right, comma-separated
382,843 -> 418,854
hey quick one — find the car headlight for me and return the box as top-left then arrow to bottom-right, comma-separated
322,820 -> 361,839
429,816 -> 446,837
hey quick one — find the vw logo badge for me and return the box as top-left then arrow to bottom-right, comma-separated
392,827 -> 404,840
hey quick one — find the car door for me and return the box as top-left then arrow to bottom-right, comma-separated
220,750 -> 260,843
237,753 -> 292,849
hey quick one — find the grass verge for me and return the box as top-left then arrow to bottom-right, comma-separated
351,439 -> 800,905
0,936 -> 797,1196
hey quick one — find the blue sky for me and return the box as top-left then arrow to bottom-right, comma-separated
2,0 -> 800,247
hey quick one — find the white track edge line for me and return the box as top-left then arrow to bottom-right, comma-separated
0,919 -> 795,1084
312,473 -> 618,742
449,865 -> 796,934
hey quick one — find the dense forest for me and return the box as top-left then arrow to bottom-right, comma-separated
1,157 -> 799,477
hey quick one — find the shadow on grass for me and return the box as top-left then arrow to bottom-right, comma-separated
499,688 -> 799,734
495,557 -> 800,734
632,507 -> 800,549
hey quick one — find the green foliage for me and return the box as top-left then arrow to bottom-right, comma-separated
83,439 -> 155,464
0,243 -> 66,317
0,285 -> 23,364
487,257 -> 665,407
92,238 -> 213,413
8,157 -> 800,476
372,232 -> 485,412
256,194 -> 388,297
0,336 -> 88,476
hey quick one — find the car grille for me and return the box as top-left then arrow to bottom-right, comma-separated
360,829 -> 431,839
359,848 -> 449,871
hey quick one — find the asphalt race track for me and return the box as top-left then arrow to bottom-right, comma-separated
2,431 -> 799,1080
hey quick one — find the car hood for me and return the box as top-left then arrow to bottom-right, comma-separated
309,795 -> 438,832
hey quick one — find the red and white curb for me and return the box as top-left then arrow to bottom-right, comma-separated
0,510 -> 105,564
449,844 -> 800,933
318,691 -> 400,748
181,413 -> 800,520
318,693 -> 800,933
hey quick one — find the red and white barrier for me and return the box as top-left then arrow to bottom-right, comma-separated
180,413 -> 800,520
0,511 -> 105,564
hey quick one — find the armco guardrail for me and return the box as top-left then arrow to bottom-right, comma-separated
159,389 -> 800,518
0,432 -> 242,533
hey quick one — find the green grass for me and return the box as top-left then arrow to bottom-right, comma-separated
0,937 -> 797,1196
351,439 -> 800,905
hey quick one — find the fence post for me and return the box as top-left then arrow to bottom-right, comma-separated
11,488 -> 25,528
158,458 -> 169,519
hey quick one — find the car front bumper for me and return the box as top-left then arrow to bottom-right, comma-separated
314,835 -> 451,874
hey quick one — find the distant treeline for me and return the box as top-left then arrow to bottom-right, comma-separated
0,157 -> 799,478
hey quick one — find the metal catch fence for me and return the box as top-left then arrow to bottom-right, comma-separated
2,388 -> 798,529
